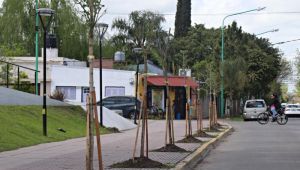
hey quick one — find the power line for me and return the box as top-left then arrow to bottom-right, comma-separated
105,11 -> 300,16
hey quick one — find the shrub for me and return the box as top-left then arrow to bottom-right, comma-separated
50,90 -> 65,101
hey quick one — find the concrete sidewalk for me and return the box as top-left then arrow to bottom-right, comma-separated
0,120 -> 215,170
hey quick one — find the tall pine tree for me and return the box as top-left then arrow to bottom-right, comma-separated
174,0 -> 191,38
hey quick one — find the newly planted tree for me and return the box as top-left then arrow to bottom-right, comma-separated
74,0 -> 105,169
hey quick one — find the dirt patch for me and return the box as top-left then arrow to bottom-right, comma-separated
152,144 -> 189,152
204,126 -> 222,132
193,130 -> 215,138
110,157 -> 168,168
216,123 -> 229,129
176,135 -> 202,143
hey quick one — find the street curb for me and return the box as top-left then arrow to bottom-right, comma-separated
173,124 -> 233,170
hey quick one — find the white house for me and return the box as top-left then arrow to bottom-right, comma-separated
5,49 -> 86,95
50,65 -> 136,104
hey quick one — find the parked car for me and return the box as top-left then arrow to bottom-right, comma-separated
284,104 -> 300,115
281,103 -> 287,108
97,96 -> 141,119
243,99 -> 267,121
285,104 -> 300,109
284,108 -> 300,115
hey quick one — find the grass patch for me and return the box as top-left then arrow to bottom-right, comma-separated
0,106 -> 113,152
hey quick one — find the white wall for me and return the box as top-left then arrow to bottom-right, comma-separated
50,65 -> 136,103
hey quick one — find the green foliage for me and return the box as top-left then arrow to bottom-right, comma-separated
0,0 -> 94,60
280,84 -> 289,102
296,80 -> 300,97
0,58 -> 13,84
12,71 -> 35,94
172,21 -> 284,99
295,49 -> 300,75
0,0 -> 36,56
174,0 -> 191,38
51,0 -> 89,61
50,89 -> 65,101
0,106 -> 113,152
278,58 -> 292,82
111,10 -> 166,65
0,44 -> 27,56
223,58 -> 247,99
74,0 -> 106,59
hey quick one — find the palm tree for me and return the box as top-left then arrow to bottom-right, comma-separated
112,10 -> 165,49
223,57 -> 247,116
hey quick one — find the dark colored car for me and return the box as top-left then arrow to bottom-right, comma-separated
97,96 -> 140,119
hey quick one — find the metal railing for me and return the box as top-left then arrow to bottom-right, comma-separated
0,59 -> 40,94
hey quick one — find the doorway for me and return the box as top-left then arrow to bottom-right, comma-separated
175,87 -> 186,119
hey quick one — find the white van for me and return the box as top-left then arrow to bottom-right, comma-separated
243,99 -> 267,121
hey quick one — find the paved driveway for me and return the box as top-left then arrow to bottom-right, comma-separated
0,87 -> 68,106
194,118 -> 300,170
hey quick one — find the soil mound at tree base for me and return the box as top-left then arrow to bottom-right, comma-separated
193,130 -> 215,138
176,135 -> 202,143
110,157 -> 168,168
152,144 -> 189,152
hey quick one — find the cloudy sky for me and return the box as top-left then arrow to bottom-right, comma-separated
0,0 -> 299,60
101,0 -> 300,61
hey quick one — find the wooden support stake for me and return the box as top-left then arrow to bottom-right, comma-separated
85,94 -> 93,170
145,109 -> 149,158
165,98 -> 169,146
92,92 -> 103,170
132,100 -> 143,161
199,100 -> 203,132
185,102 -> 188,136
171,99 -> 175,144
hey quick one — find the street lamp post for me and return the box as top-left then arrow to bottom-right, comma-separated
272,38 -> 300,45
96,23 -> 108,127
35,0 -> 39,95
38,8 -> 55,136
220,7 -> 265,118
133,48 -> 143,124
255,29 -> 279,36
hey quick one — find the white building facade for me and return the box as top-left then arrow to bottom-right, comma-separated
50,65 -> 136,104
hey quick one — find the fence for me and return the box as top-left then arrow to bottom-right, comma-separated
0,59 -> 40,94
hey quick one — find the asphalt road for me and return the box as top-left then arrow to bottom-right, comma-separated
194,118 -> 300,170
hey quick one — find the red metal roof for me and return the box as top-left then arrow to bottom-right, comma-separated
147,76 -> 198,88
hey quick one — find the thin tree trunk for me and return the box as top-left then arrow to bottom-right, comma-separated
140,49 -> 148,158
209,91 -> 213,130
197,98 -> 200,132
86,94 -> 93,170
199,98 -> 203,131
213,90 -> 218,125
